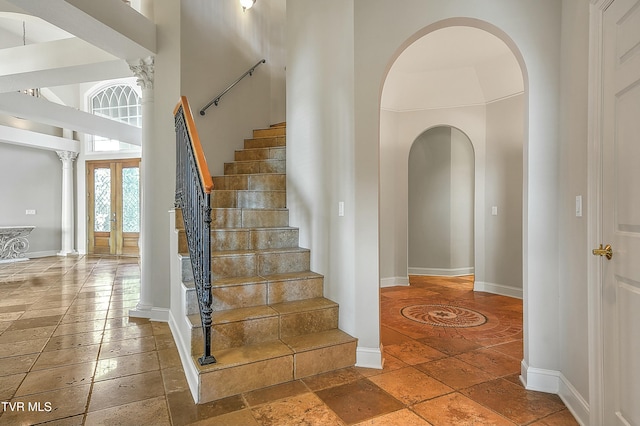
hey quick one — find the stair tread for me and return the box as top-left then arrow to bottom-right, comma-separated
184,271 -> 322,289
212,189 -> 286,193
210,226 -> 297,232
188,305 -> 278,327
211,275 -> 268,287
269,297 -> 337,315
195,340 -> 292,373
282,329 -> 357,353
227,158 -> 284,164
188,297 -> 337,326
211,247 -> 310,257
214,173 -> 286,178
195,329 -> 355,373
262,271 -> 324,281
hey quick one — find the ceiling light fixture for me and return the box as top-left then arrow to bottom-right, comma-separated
240,0 -> 255,12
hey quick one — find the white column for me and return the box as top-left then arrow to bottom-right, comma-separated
128,56 -> 155,317
56,150 -> 78,256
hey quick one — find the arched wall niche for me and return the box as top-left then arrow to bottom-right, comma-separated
407,125 -> 475,276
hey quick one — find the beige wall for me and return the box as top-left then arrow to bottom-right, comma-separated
288,0 -> 578,388
0,143 -> 62,256
407,126 -> 475,274
180,0 -> 286,176
484,95 -> 524,289
558,0 -> 590,406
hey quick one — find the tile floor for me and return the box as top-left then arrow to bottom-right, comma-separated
0,256 -> 578,425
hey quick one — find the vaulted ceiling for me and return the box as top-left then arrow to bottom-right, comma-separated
382,26 -> 524,111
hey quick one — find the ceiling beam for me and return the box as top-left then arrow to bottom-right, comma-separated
0,38 -> 131,93
0,92 -> 141,146
7,0 -> 156,60
0,124 -> 80,152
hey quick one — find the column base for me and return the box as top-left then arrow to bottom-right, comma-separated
57,250 -> 78,257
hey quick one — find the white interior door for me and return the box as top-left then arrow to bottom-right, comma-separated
601,0 -> 640,424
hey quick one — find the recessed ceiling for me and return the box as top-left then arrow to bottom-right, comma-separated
382,26 -> 524,111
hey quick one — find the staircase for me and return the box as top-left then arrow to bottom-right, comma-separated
175,123 -> 357,403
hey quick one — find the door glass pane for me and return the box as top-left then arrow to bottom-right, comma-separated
122,167 -> 140,233
94,168 -> 111,232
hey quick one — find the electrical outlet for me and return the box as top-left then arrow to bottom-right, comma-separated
25,209 -> 36,215
338,201 -> 345,217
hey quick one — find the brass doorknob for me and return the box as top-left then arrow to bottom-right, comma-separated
592,244 -> 613,260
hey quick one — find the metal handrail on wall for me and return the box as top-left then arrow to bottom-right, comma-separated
199,59 -> 266,116
173,96 -> 216,366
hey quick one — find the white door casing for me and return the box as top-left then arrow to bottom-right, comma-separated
593,0 -> 640,424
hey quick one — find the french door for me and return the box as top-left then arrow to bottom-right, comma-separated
87,159 -> 141,256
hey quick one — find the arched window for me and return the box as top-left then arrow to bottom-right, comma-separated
90,84 -> 141,152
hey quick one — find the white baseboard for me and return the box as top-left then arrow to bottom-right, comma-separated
380,277 -> 409,287
559,373 -> 589,426
0,258 -> 29,264
27,250 -> 59,259
521,360 -> 560,393
129,307 -> 170,322
169,310 -> 199,403
474,281 -> 523,299
521,362 -> 590,425
356,345 -> 383,369
408,267 -> 474,276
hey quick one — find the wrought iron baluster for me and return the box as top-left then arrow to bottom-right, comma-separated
174,99 -> 216,366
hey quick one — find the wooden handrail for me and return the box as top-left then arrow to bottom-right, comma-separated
173,96 -> 214,193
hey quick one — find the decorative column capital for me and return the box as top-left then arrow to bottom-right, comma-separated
128,56 -> 155,90
56,150 -> 79,162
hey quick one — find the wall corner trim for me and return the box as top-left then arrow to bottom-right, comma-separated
474,281 -> 522,299
356,346 -> 383,369
559,374 -> 590,426
380,277 -> 409,287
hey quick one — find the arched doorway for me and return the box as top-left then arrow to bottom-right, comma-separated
379,22 -> 526,379
379,24 -> 525,295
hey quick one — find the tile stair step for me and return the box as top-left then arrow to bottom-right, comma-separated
210,227 -> 299,251
210,189 -> 286,209
269,297 -> 339,338
253,127 -> 286,138
234,147 -> 285,162
224,159 -> 285,175
179,251 -> 322,288
179,226 -> 299,253
282,329 -> 358,379
212,174 -> 286,191
184,271 -> 325,315
195,340 -> 294,403
244,136 -> 286,149
188,297 -> 339,352
210,247 -> 311,280
211,208 -> 289,229
194,329 -> 356,402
